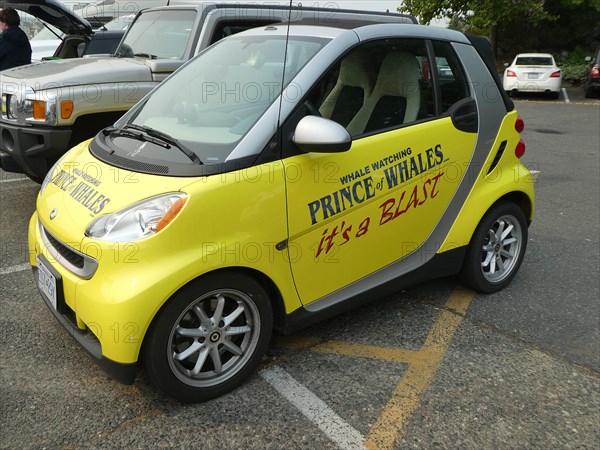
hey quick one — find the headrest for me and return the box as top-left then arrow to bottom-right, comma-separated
375,51 -> 421,97
338,50 -> 376,91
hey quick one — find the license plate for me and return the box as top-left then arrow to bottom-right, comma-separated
527,73 -> 539,79
37,257 -> 57,310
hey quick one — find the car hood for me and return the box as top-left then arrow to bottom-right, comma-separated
0,0 -> 93,37
38,140 -> 194,240
0,57 -> 153,87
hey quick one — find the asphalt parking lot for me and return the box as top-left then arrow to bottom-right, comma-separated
1,94 -> 599,449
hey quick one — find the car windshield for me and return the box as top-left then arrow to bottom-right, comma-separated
515,56 -> 553,66
115,10 -> 195,59
126,35 -> 327,164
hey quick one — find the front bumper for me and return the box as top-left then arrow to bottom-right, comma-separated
28,212 -> 161,384
32,255 -> 138,384
0,121 -> 73,181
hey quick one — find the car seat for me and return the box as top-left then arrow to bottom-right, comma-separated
319,50 -> 377,128
347,50 -> 421,136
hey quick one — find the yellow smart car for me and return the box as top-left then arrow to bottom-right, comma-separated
29,21 -> 535,402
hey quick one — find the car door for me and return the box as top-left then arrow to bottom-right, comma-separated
282,38 -> 478,305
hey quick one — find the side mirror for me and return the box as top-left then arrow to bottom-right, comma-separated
585,56 -> 592,62
503,62 -> 509,67
293,116 -> 351,153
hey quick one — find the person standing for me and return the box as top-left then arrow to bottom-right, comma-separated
0,7 -> 32,70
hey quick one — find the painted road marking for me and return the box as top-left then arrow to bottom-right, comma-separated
0,263 -> 31,275
272,286 -> 475,450
260,366 -> 366,450
562,88 -> 570,103
0,177 -> 29,183
364,287 -> 475,449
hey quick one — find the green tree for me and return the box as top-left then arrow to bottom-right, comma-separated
397,0 -> 600,57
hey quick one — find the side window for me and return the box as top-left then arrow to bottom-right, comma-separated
209,21 -> 281,45
305,39 -> 435,138
432,41 -> 470,113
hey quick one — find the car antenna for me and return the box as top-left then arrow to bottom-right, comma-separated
275,0 -> 293,132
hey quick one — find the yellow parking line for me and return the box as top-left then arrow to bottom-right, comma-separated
364,287 -> 475,450
312,341 -> 419,364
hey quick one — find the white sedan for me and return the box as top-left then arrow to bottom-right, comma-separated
503,53 -> 562,98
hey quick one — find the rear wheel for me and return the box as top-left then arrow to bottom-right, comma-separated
143,272 -> 272,402
460,202 -> 528,293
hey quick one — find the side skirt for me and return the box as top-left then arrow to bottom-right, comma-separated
280,246 -> 467,335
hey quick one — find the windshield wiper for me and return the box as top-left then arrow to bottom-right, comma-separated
121,124 -> 202,165
102,126 -> 169,149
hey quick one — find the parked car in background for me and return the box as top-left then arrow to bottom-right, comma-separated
584,46 -> 600,98
7,1 -> 132,61
77,14 -> 134,57
503,53 -> 562,99
76,0 -> 166,27
4,0 -> 93,59
29,23 -> 62,61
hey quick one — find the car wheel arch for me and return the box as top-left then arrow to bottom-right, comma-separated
139,266 -> 287,363
460,196 -> 530,293
467,191 -> 532,239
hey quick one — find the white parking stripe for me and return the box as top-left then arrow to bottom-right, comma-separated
0,263 -> 30,275
0,177 -> 29,183
562,88 -> 570,103
260,366 -> 366,449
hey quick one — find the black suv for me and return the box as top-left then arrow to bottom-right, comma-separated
585,46 -> 600,98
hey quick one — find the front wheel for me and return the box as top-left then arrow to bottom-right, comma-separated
143,272 -> 272,402
460,202 -> 528,293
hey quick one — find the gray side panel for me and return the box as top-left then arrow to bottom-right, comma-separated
304,42 -> 507,312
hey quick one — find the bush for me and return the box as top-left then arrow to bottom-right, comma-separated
561,63 -> 589,85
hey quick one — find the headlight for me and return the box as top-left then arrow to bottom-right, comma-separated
86,193 -> 187,242
1,94 -> 8,116
24,95 -> 57,124
8,94 -> 19,119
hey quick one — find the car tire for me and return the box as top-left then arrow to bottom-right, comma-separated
584,85 -> 595,98
460,201 -> 528,294
143,272 -> 273,402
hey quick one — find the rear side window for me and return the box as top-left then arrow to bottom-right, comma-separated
432,40 -> 470,113
209,21 -> 282,44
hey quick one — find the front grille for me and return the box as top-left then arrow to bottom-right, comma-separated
43,229 -> 84,269
39,221 -> 98,279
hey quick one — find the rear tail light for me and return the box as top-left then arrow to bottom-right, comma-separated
515,116 -> 525,133
592,65 -> 600,77
515,116 -> 525,158
506,70 -> 517,77
550,70 -> 561,78
515,139 -> 526,158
